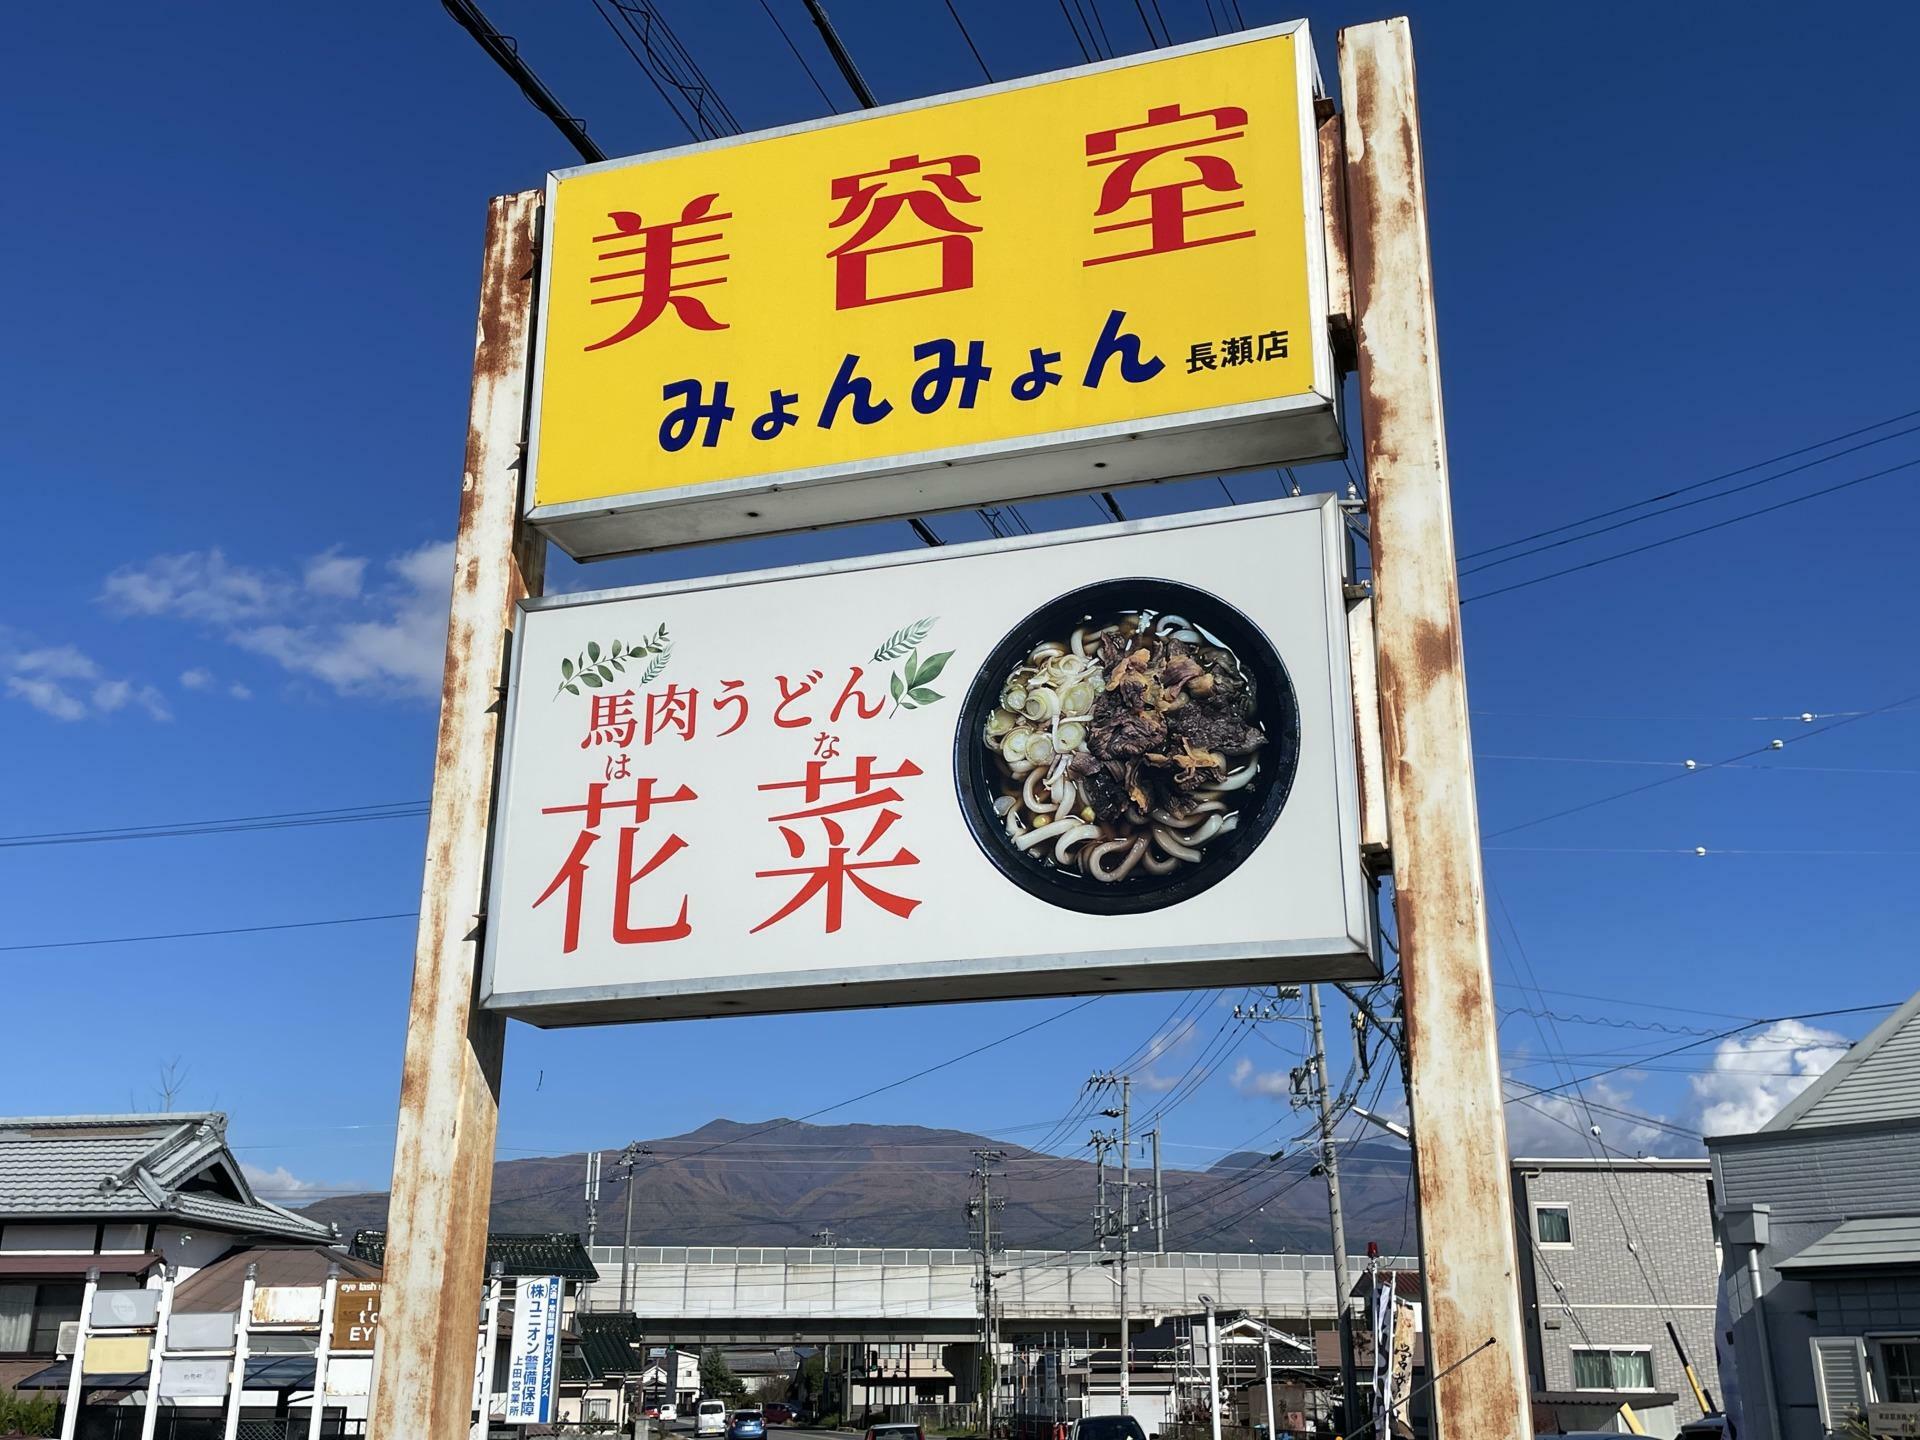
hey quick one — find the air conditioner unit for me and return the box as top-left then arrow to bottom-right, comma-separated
57,1320 -> 82,1357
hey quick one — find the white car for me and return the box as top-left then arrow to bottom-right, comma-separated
659,1405 -> 678,1423
696,1400 -> 728,1437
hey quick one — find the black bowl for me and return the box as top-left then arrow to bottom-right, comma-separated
953,578 -> 1301,915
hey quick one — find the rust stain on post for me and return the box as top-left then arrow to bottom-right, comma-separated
1317,110 -> 1356,371
368,189 -> 544,1439
1339,18 -> 1533,1440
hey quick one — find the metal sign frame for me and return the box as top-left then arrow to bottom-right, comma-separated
523,20 -> 1340,559
479,495 -> 1374,1026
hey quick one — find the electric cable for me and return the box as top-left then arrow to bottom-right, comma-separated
1459,405 -> 1920,561
1483,686 -> 1920,839
1462,455 -> 1920,604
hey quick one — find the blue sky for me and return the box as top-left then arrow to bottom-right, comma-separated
3,0 -> 1916,1216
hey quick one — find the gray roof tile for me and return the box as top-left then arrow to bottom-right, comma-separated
0,1112 -> 332,1242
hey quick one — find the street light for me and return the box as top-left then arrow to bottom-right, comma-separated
1197,1295 -> 1222,1440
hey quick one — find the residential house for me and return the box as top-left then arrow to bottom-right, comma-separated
1707,990 -> 1920,1440
0,1112 -> 335,1396
1511,1156 -> 1720,1437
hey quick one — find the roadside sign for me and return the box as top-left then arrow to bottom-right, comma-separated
482,497 -> 1373,1025
503,1276 -> 563,1424
330,1280 -> 382,1351
527,23 -> 1337,558
159,1356 -> 230,1398
251,1284 -> 322,1327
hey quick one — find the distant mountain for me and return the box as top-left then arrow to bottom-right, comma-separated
298,1118 -> 1416,1254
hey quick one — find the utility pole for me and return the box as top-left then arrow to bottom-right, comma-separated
1199,1295 -> 1222,1440
1091,1132 -> 1111,1250
969,1150 -> 1005,1435
617,1142 -> 653,1316
1092,1073 -> 1132,1415
584,1150 -> 601,1252
1306,985 -> 1361,1434
1150,1127 -> 1165,1254
1340,18 -> 1535,1436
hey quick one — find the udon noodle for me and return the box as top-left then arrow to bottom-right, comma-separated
981,609 -> 1268,883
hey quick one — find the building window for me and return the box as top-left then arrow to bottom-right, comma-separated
587,1399 -> 611,1421
1877,1338 -> 1920,1403
1571,1347 -> 1654,1392
0,1283 -> 84,1355
1536,1204 -> 1573,1246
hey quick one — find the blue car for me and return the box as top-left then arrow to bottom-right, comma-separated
728,1411 -> 767,1440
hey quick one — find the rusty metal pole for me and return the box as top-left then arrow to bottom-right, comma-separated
368,187 -> 546,1439
1338,18 -> 1533,1440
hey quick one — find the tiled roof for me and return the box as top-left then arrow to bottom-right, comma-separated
0,1113 -> 332,1242
349,1230 -> 600,1282
577,1315 -> 649,1380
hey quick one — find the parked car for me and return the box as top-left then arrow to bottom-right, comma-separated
865,1424 -> 926,1440
728,1410 -> 768,1440
643,1406 -> 661,1420
659,1404 -> 679,1422
1069,1419 -> 1147,1440
696,1400 -> 728,1437
763,1403 -> 795,1425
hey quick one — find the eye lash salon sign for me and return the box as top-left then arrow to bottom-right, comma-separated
482,498 -> 1374,1025
525,23 -> 1338,559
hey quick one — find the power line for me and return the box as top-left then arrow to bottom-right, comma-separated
1459,406 -> 1920,562
0,910 -> 418,954
1461,422 -> 1920,578
0,800 -> 429,850
1462,455 -> 1920,604
753,0 -> 839,111
942,0 -> 994,80
441,0 -> 606,162
1483,686 -> 1920,839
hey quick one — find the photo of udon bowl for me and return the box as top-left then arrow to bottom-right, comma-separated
954,579 -> 1300,914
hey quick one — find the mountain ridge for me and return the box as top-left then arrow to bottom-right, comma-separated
297,1118 -> 1417,1253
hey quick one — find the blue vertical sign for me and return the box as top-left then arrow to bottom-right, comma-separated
503,1275 -> 563,1424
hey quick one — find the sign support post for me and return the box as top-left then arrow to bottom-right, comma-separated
367,187 -> 546,1440
1338,17 -> 1532,1439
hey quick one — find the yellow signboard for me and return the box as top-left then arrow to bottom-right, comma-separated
527,23 -> 1337,558
84,1334 -> 151,1375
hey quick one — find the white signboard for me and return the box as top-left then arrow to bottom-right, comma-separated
483,497 -> 1373,1025
503,1276 -> 563,1424
159,1356 -> 231,1399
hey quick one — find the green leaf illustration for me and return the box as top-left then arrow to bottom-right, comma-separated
587,641 -> 601,662
640,645 -> 672,685
610,639 -> 623,658
579,671 -> 603,687
561,658 -> 575,679
909,687 -> 942,705
564,683 -> 579,696
872,617 -> 937,664
911,650 -> 954,688
889,671 -> 904,703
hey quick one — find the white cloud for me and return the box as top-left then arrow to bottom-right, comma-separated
179,667 -> 214,689
91,679 -> 172,721
1503,1076 -> 1680,1158
3,645 -> 171,723
304,549 -> 368,599
1137,1016 -> 1201,1091
14,645 -> 99,680
231,541 -> 453,700
103,540 -> 455,703
1689,1019 -> 1849,1136
7,675 -> 87,721
1230,1055 -> 1297,1099
241,1162 -> 330,1203
100,548 -> 284,624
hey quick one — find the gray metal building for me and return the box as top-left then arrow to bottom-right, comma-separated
1511,1156 -> 1720,1437
1709,990 -> 1920,1440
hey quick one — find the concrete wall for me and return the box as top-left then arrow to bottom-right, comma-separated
584,1246 -> 1414,1327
